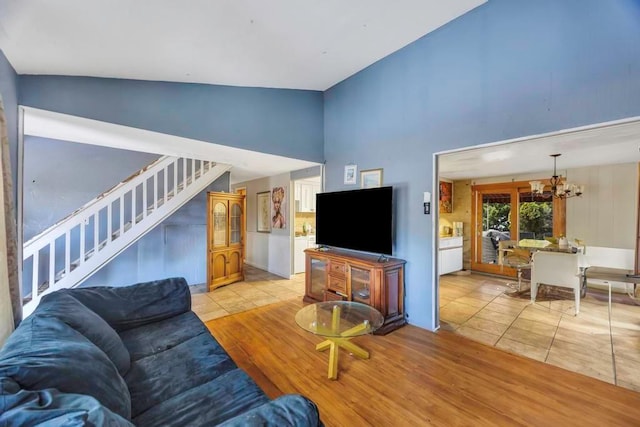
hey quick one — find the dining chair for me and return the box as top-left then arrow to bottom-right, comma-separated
530,251 -> 582,315
498,240 -> 531,292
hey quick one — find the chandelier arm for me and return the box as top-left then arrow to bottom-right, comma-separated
529,154 -> 583,200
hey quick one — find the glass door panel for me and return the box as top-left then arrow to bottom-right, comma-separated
350,266 -> 371,305
518,191 -> 553,240
479,192 -> 511,266
213,202 -> 227,247
230,203 -> 242,245
309,258 -> 327,300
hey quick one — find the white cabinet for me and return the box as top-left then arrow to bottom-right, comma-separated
301,184 -> 312,211
294,237 -> 308,273
311,183 -> 320,211
294,183 -> 301,202
294,235 -> 316,273
439,236 -> 463,275
296,181 -> 320,212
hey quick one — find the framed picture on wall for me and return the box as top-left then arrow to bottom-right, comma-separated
360,168 -> 383,189
439,180 -> 453,213
344,164 -> 357,185
257,191 -> 271,233
271,186 -> 287,229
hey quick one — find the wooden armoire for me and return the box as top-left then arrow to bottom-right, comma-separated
207,192 -> 245,291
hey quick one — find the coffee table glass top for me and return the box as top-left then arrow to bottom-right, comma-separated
295,301 -> 384,338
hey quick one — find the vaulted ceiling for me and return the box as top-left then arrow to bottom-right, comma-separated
0,0 -> 485,90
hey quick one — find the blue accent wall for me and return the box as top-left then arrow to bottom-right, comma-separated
80,172 -> 230,288
19,76 -> 325,163
23,136 -> 159,241
324,0 -> 640,330
0,49 -> 19,208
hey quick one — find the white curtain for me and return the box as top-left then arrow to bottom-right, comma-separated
0,96 -> 19,345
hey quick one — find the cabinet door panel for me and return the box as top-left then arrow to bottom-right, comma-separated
384,268 -> 401,317
228,250 -> 242,275
212,202 -> 228,247
306,256 -> 327,301
212,253 -> 227,280
229,202 -> 243,245
350,266 -> 371,305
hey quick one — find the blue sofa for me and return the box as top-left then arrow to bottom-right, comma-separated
0,278 -> 322,426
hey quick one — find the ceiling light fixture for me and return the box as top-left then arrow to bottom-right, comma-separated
529,154 -> 584,199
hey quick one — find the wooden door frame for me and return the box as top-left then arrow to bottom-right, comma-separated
235,187 -> 247,262
470,180 -> 566,276
636,164 -> 640,274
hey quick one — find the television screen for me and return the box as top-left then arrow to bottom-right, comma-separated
315,186 -> 393,255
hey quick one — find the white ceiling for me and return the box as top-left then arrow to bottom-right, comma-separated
439,118 -> 640,180
0,0 -> 486,91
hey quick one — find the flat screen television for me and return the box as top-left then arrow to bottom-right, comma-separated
315,186 -> 393,255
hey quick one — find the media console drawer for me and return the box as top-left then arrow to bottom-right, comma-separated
328,275 -> 347,294
329,261 -> 346,276
324,290 -> 347,302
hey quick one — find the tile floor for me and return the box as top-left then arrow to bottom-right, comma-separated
190,265 -> 304,323
440,273 -> 640,392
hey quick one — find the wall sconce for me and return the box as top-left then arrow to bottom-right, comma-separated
423,192 -> 431,215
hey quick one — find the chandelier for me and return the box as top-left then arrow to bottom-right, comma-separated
529,154 -> 584,199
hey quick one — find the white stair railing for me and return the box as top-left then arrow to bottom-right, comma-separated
22,156 -> 231,316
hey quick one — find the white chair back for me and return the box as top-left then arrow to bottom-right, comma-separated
531,251 -> 582,314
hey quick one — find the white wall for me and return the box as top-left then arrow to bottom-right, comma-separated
566,163 -> 638,249
233,172 -> 294,278
471,162 -> 638,249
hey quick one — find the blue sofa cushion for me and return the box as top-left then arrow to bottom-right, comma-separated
70,277 -> 191,331
217,394 -> 323,427
124,331 -> 237,418
0,376 -> 134,427
37,291 -> 131,375
119,311 -> 208,361
0,315 -> 131,420
132,369 -> 271,427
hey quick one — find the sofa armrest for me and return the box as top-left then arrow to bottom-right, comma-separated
217,394 -> 323,427
63,277 -> 191,331
0,377 -> 134,427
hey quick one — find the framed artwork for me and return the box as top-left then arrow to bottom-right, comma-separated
439,180 -> 453,213
360,168 -> 383,189
344,164 -> 357,185
257,191 -> 271,233
271,186 -> 287,229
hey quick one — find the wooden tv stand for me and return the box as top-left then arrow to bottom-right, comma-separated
303,248 -> 406,334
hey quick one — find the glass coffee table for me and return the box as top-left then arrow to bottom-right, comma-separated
295,301 -> 384,380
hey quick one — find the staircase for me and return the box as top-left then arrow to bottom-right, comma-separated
22,156 -> 231,316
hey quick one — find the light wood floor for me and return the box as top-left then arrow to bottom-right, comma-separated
205,299 -> 640,427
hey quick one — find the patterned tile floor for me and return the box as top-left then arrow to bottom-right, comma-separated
440,273 -> 640,393
190,265 -> 304,323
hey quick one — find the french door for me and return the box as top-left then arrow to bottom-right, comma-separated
471,181 -> 565,275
